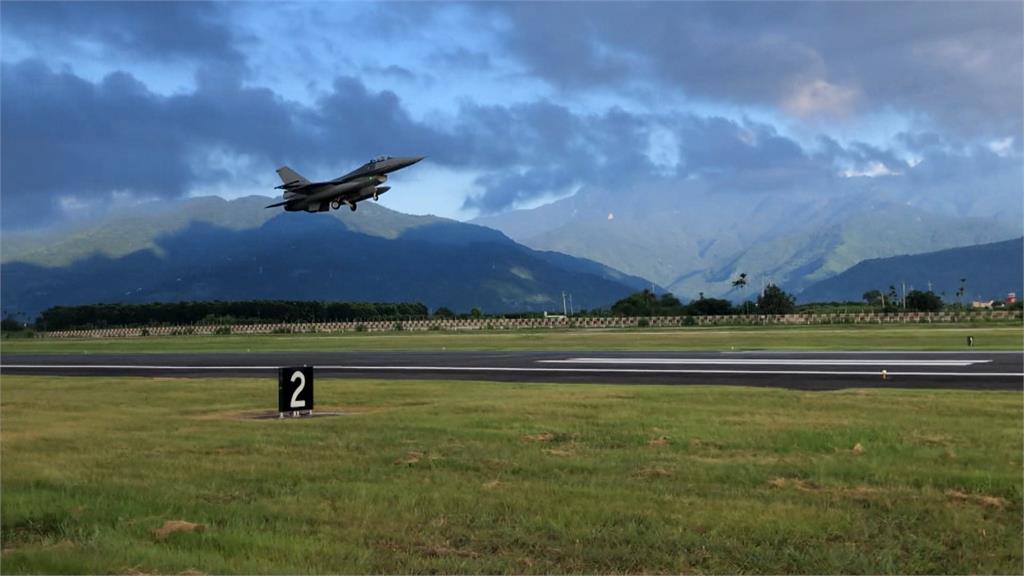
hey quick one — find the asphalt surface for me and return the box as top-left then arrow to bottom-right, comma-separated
2,350 -> 1022,391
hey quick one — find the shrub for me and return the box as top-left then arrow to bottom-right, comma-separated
354,324 -> 367,332
637,318 -> 650,328
214,326 -> 232,335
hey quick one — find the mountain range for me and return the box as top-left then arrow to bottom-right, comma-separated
3,178 -> 1021,320
1,196 -> 649,319
473,177 -> 1022,300
799,238 -> 1024,304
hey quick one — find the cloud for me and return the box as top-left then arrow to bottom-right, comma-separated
475,2 -> 1022,136
3,50 -> 1020,230
1,1 -> 244,66
433,47 -> 492,71
840,162 -> 900,179
456,103 -> 655,212
1,60 -> 318,228
783,79 -> 859,118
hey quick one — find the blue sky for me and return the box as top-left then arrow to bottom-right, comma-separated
2,1 -> 1021,229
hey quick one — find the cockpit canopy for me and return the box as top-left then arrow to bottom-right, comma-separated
370,155 -> 392,163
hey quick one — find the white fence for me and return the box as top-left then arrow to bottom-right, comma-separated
40,310 -> 1022,338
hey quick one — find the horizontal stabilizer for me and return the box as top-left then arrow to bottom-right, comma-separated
265,199 -> 293,209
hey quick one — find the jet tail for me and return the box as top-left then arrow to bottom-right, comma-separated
275,166 -> 310,189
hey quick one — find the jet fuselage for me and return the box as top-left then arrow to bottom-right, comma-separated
268,156 -> 422,212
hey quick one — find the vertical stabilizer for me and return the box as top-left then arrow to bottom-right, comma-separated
276,166 -> 310,187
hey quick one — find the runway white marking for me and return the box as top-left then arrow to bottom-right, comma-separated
3,364 -> 1021,378
539,358 -> 991,367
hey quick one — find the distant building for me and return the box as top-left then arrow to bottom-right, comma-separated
971,300 -> 995,309
1008,292 -> 1017,304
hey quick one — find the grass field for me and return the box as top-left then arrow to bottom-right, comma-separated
2,375 -> 1021,574
2,323 -> 1022,354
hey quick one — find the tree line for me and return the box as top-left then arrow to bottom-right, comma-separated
609,285 -> 797,317
13,282 -> 1012,333
35,300 -> 430,331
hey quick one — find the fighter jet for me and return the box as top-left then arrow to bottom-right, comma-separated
266,156 -> 423,212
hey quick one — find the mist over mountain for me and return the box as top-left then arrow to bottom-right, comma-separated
1,197 -> 649,319
474,175 -> 1022,300
798,238 -> 1024,304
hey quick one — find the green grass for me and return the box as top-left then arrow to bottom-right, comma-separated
2,376 -> 1021,573
2,323 -> 1022,354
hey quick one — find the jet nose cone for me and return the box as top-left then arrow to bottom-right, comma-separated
395,156 -> 425,168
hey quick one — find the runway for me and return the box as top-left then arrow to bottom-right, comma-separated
2,351 -> 1021,390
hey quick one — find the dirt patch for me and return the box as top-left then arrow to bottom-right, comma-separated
482,480 -> 503,489
414,544 -> 480,559
647,436 -> 670,448
910,432 -> 955,446
689,439 -> 725,450
769,477 -> 823,492
851,442 -> 865,455
195,405 -> 369,421
153,520 -> 205,541
378,540 -> 480,559
542,447 -> 575,457
945,489 -> 1008,509
634,465 -> 673,479
686,450 -> 798,466
844,485 -> 881,497
523,432 -> 555,442
769,477 -> 881,497
396,451 -> 423,465
3,539 -> 78,556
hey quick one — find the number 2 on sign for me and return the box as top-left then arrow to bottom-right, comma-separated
290,371 -> 306,408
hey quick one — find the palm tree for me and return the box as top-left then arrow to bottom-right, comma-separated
732,272 -> 749,313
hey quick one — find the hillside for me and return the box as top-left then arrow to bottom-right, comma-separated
474,179 -> 1022,300
0,197 -> 651,319
798,238 -> 1024,303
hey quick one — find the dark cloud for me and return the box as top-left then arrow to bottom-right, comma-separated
2,55 -> 1019,229
0,56 -> 654,224
362,64 -> 419,82
475,2 -> 1022,136
1,60 -> 317,228
456,103 -> 654,212
433,47 -> 492,71
0,60 -> 449,228
1,1 -> 244,66
2,60 -> 191,226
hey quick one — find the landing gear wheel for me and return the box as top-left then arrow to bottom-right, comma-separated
349,203 -> 357,212
331,200 -> 342,210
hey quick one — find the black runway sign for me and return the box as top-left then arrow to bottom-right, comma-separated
278,366 -> 314,415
